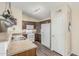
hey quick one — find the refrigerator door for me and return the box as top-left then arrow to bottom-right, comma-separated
41,23 -> 51,49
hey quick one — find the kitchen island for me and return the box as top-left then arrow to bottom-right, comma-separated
7,39 -> 37,56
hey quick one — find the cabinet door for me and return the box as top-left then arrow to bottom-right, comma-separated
26,25 -> 34,30
0,42 -> 7,56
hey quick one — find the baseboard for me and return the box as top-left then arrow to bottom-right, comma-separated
51,50 -> 78,56
53,50 -> 62,56
70,53 -> 77,56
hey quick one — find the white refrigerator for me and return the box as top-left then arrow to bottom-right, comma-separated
26,25 -> 35,42
41,23 -> 51,49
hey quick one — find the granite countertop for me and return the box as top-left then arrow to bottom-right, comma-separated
7,39 -> 37,56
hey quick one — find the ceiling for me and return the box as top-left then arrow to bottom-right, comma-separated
11,2 -> 68,20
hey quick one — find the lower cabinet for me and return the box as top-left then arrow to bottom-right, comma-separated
35,34 -> 41,43
0,41 -> 8,56
13,48 -> 37,56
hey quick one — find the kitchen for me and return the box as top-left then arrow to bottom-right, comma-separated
0,2 -> 79,56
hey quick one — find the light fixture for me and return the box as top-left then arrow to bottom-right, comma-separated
33,8 -> 41,14
0,2 -> 16,27
34,8 -> 40,12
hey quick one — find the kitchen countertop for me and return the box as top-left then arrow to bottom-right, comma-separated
7,39 -> 37,56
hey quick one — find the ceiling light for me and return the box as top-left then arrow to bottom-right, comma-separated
34,8 -> 40,12
33,8 -> 41,14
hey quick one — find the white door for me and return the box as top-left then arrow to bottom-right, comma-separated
51,12 -> 66,55
41,23 -> 50,48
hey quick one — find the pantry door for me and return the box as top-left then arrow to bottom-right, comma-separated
51,12 -> 66,55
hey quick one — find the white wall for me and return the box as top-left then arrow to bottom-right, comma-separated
11,4 -> 22,33
23,14 -> 40,22
0,3 -> 5,15
69,3 -> 79,55
23,14 -> 51,22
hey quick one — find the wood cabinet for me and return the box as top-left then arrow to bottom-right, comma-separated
35,34 -> 41,43
23,34 -> 27,38
13,48 -> 37,56
22,21 -> 36,29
